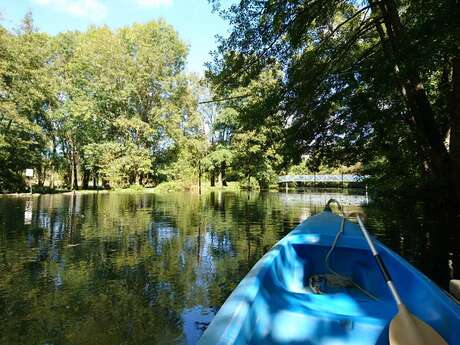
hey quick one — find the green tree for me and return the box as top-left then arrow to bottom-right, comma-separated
208,0 -> 460,199
1,15 -> 208,192
0,14 -> 56,190
49,21 -> 203,190
204,68 -> 287,189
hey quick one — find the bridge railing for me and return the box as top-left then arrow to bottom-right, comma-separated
278,174 -> 365,183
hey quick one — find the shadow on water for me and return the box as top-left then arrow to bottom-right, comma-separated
364,196 -> 460,289
0,189 -> 458,344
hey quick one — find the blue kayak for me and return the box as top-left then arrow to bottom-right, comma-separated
198,210 -> 460,345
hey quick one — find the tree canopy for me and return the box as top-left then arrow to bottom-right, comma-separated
0,13 -> 290,192
5,3 -> 456,194
207,0 -> 460,197
0,16 -> 206,191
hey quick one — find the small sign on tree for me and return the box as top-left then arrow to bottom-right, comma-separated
25,169 -> 34,177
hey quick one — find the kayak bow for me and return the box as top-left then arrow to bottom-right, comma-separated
198,207 -> 460,345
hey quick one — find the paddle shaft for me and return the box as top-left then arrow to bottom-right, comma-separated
355,214 -> 448,345
356,216 -> 403,306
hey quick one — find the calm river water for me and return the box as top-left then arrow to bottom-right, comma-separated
0,190 -> 458,345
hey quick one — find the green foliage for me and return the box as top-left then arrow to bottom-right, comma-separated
202,146 -> 233,171
84,143 -> 152,188
288,161 -> 363,175
208,0 -> 460,198
201,68 -> 287,189
231,129 -> 282,188
0,17 -> 55,190
0,15 -> 206,192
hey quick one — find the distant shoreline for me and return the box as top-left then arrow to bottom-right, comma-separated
0,182 -> 243,197
0,188 -> 152,197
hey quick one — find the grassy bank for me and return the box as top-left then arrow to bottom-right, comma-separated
151,181 -> 242,193
0,179 -> 282,197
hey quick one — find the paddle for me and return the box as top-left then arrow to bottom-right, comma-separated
355,215 -> 448,345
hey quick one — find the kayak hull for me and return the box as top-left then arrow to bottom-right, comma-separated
198,211 -> 460,345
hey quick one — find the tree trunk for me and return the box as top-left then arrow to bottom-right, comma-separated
449,57 -> 460,198
71,143 -> 79,191
73,154 -> 79,190
38,165 -> 45,187
69,148 -> 74,190
372,0 -> 453,193
210,169 -> 215,187
82,169 -> 90,189
221,160 -> 227,187
258,178 -> 269,190
198,160 -> 202,194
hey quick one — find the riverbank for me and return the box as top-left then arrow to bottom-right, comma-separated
0,181 -> 249,197
1,181 -> 361,197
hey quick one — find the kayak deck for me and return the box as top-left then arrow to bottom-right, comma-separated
198,212 -> 460,345
243,241 -> 395,345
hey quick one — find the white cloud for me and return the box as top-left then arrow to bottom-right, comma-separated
136,0 -> 172,7
33,0 -> 108,21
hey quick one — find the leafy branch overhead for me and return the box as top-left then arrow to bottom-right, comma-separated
207,0 -> 460,197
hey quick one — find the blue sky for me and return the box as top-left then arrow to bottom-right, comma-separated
0,0 -> 232,74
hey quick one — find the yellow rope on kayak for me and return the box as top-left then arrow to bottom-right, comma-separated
308,274 -> 356,293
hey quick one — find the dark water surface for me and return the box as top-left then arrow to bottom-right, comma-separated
0,191 -> 458,345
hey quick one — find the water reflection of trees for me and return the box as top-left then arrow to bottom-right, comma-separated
364,198 -> 460,289
0,191 -> 360,344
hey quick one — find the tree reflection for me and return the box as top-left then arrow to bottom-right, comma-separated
4,190 -> 443,345
364,196 -> 460,289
